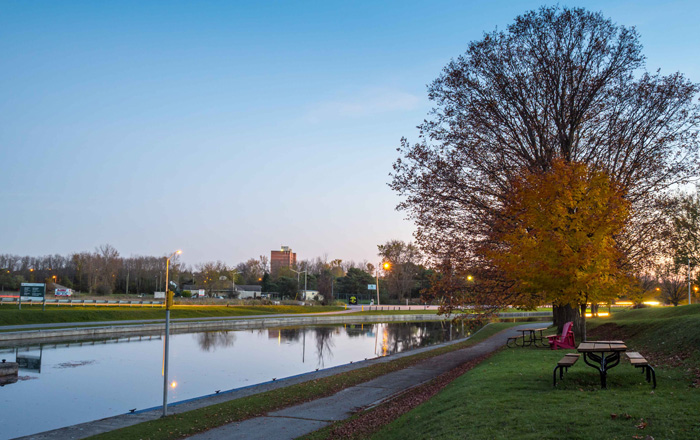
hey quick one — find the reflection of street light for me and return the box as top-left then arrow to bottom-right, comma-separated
162,249 -> 181,418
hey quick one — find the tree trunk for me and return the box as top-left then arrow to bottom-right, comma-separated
552,303 -> 585,342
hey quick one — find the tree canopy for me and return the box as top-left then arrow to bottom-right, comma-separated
484,160 -> 631,309
391,5 -> 699,329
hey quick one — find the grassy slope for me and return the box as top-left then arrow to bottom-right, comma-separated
88,323 -> 519,440
372,305 -> 700,440
0,305 -> 343,326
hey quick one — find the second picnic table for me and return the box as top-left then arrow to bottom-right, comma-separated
577,340 -> 627,388
510,327 -> 548,347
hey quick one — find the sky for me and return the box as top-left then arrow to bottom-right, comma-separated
1,0 -> 699,267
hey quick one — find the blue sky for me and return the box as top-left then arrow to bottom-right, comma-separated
1,0 -> 699,266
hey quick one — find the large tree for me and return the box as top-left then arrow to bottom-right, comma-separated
391,6 -> 699,325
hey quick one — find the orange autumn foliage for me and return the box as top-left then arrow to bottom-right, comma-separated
485,160 -> 631,308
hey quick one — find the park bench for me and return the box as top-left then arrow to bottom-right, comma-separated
547,321 -> 576,350
626,352 -> 656,388
553,353 -> 580,386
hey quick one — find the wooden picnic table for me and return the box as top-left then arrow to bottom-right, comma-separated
577,340 -> 627,388
514,327 -> 548,347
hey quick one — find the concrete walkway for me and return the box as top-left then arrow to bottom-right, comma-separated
186,322 -> 548,440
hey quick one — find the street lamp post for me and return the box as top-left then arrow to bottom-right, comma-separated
290,269 -> 307,300
162,249 -> 181,417
376,262 -> 391,306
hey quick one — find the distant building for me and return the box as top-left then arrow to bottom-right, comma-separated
271,246 -> 297,275
235,285 -> 263,299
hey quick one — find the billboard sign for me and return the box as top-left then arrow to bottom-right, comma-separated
20,283 -> 45,298
367,284 -> 377,290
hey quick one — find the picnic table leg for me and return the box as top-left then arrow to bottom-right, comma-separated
535,329 -> 547,347
583,352 -> 607,389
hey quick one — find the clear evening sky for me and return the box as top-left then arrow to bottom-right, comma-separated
1,1 -> 698,266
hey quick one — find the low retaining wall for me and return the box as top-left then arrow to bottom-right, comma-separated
0,311 -> 552,345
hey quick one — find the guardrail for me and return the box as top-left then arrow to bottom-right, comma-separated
0,298 -> 164,307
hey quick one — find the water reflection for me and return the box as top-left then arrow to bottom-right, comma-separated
195,331 -> 236,351
313,327 -> 335,368
0,321 -> 472,439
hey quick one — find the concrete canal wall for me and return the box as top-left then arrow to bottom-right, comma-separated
0,312 -> 552,346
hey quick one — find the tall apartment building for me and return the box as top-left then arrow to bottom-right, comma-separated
270,246 -> 297,275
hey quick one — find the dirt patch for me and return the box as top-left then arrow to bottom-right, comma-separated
587,322 -> 636,341
316,354 -> 490,439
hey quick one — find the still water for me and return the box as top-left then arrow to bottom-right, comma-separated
0,321 -> 470,439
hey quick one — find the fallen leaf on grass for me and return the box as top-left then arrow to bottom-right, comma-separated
636,419 -> 648,429
611,413 -> 618,419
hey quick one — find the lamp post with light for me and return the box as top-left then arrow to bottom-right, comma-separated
162,249 -> 181,417
376,261 -> 390,306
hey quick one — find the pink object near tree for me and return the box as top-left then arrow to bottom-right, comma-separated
547,321 -> 576,350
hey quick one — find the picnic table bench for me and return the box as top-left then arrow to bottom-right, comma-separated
626,351 -> 656,388
552,353 -> 580,386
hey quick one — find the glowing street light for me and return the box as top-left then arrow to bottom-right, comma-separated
162,249 -> 181,417
376,261 -> 391,306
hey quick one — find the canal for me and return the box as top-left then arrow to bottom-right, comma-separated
0,320 -> 471,438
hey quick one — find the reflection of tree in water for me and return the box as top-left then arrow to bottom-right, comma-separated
314,327 -> 335,368
382,321 -> 467,356
344,323 -> 374,338
279,328 -> 302,342
195,331 -> 236,351
385,323 -> 421,355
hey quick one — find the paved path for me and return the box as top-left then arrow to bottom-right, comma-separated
186,322 -> 549,440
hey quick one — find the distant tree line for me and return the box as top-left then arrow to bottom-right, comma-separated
0,240 -> 434,304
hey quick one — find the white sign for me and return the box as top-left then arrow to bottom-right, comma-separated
368,284 -> 377,290
55,288 -> 73,297
154,291 -> 166,299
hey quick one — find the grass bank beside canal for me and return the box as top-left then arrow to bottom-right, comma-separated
354,305 -> 700,440
87,322 -> 520,440
0,305 -> 344,327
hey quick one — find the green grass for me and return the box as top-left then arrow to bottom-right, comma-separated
369,305 -> 700,440
0,305 -> 344,326
87,322 -> 520,440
